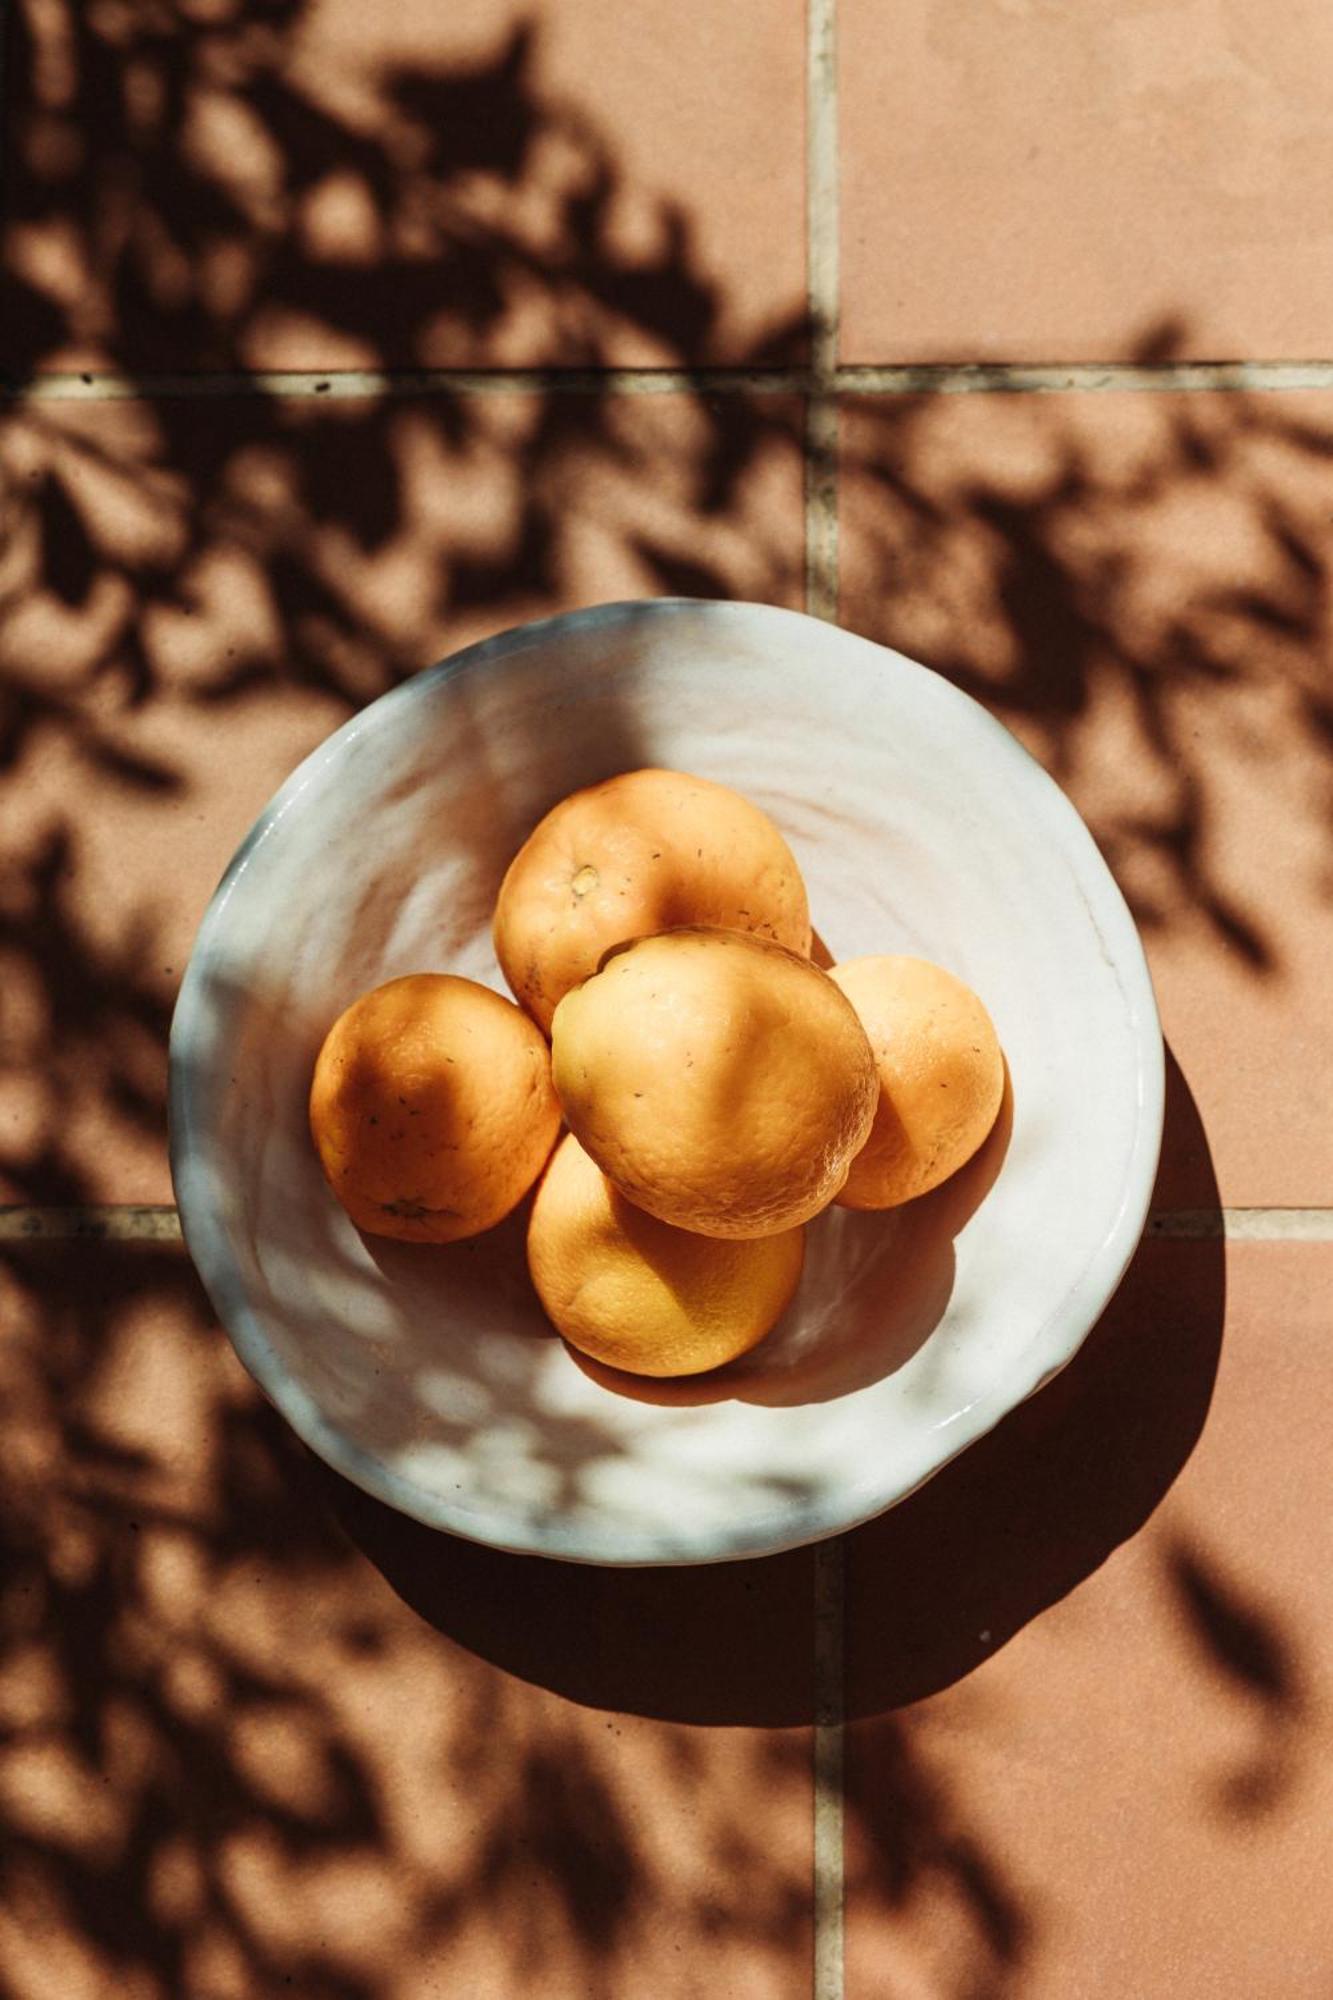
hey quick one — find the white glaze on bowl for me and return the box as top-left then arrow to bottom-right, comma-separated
169,600 -> 1163,1565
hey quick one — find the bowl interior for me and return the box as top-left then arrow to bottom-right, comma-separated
170,600 -> 1162,1564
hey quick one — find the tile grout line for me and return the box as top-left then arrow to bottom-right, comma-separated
0,1207 -> 183,1242
813,1537 -> 847,2000
3,366 -> 812,403
805,2 -> 846,1997
804,0 -> 841,627
11,360 -> 1333,406
835,359 -> 1333,394
2,1208 -> 1328,1240
1147,1209 -> 1333,1241
3,1206 -> 1332,1244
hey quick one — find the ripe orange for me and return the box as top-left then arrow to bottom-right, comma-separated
492,768 -> 811,1033
309,973 -> 560,1243
828,955 -> 1004,1208
528,1134 -> 804,1376
551,927 -> 878,1238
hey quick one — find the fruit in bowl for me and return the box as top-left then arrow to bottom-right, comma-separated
829,956 -> 1006,1210
309,973 -> 559,1244
308,769 -> 1006,1380
492,767 -> 811,1032
528,1133 -> 806,1379
550,926 -> 879,1238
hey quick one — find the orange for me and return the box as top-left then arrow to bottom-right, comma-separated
551,927 -> 878,1238
828,955 -> 1005,1209
528,1134 -> 804,1376
309,973 -> 560,1243
492,768 -> 811,1033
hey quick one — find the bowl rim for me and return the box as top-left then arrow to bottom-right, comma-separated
168,596 -> 1165,1567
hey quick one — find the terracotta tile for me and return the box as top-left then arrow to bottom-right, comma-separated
0,1241 -> 815,2000
0,388 -> 804,1201
840,390 -> 1333,1207
842,1242 -> 1333,1999
839,0 -> 1333,364
3,0 -> 805,376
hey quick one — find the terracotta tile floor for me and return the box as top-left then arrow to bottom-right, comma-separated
3,0 -> 1331,1994
839,0 -> 1333,365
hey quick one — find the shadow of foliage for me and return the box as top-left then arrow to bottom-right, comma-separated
2,2 -> 1329,1992
0,1242 -> 815,1997
841,368 -> 1333,971
1,0 -> 804,1206
1163,1534 -> 1311,1820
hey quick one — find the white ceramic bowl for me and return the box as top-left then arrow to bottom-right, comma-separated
169,600 -> 1163,1565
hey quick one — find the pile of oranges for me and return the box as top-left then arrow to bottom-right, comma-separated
309,770 -> 1004,1379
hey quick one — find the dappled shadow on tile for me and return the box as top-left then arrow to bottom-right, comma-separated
845,1712 -> 1035,2000
0,1243 -> 814,1999
3,4 -> 806,375
841,358 -> 1333,978
1162,1533 -> 1312,1822
0,824 -> 174,1203
0,3 -> 806,1203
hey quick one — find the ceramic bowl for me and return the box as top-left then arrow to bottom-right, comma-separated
169,599 -> 1163,1565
